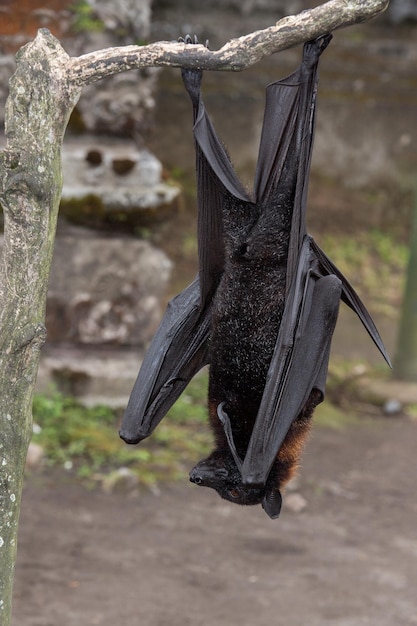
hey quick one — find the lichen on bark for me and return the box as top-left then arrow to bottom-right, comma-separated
0,31 -> 81,623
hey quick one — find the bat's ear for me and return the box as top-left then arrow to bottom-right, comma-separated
262,488 -> 282,519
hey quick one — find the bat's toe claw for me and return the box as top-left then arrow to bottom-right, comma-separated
179,34 -> 194,44
303,33 -> 332,68
179,34 -> 209,49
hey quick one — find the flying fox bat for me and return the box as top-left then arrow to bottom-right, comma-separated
120,34 -> 391,519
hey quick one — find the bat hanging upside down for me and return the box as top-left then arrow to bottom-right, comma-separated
120,34 -> 391,519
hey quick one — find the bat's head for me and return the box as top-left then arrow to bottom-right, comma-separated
189,452 -> 282,519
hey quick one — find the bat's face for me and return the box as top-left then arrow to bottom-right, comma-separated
189,452 -> 282,518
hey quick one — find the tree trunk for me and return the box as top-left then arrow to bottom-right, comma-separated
0,33 -> 81,623
393,195 -> 417,380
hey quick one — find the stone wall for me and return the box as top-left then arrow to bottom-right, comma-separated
0,0 -> 155,135
0,227 -> 172,348
1,0 -> 178,403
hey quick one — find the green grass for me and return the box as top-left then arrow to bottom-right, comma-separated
69,1 -> 105,34
32,372 -> 213,488
31,362 -> 368,490
314,400 -> 358,430
320,230 -> 407,318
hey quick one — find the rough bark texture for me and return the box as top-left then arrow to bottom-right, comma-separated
0,0 -> 389,623
0,33 -> 82,623
70,0 -> 389,83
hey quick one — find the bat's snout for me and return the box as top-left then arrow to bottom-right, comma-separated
189,462 -> 228,487
189,470 -> 203,485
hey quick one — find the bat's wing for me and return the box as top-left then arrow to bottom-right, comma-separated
120,278 -> 212,443
233,36 -> 335,484
182,64 -> 251,307
237,35 -> 390,486
241,237 -> 341,486
311,238 -> 391,367
120,65 -> 244,444
240,234 -> 391,486
254,34 -> 332,287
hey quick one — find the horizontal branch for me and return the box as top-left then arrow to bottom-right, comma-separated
69,0 -> 389,86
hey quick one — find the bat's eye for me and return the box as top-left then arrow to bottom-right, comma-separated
228,489 -> 240,499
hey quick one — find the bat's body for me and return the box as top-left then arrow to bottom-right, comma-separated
204,159 -> 308,513
120,35 -> 390,518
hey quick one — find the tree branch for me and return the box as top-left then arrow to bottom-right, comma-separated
69,0 -> 389,85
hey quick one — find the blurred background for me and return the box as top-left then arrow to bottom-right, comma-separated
1,0 -> 416,404
1,2 -> 417,625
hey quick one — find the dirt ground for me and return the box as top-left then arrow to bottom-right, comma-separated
12,410 -> 417,626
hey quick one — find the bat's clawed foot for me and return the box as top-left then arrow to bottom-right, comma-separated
315,33 -> 332,51
178,34 -> 209,49
303,33 -> 332,68
180,34 -> 209,104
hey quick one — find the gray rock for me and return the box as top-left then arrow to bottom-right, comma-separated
26,443 -> 45,469
86,0 -> 151,41
0,228 -> 171,351
35,345 -> 145,406
0,0 -> 154,136
45,230 -> 172,347
102,467 -> 139,493
67,0 -> 155,136
284,492 -> 308,514
0,56 -> 16,126
74,68 -> 158,137
388,0 -> 417,23
61,137 -> 180,213
383,398 -> 403,416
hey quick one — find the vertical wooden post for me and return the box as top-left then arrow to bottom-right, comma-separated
394,193 -> 417,380
0,31 -> 80,624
